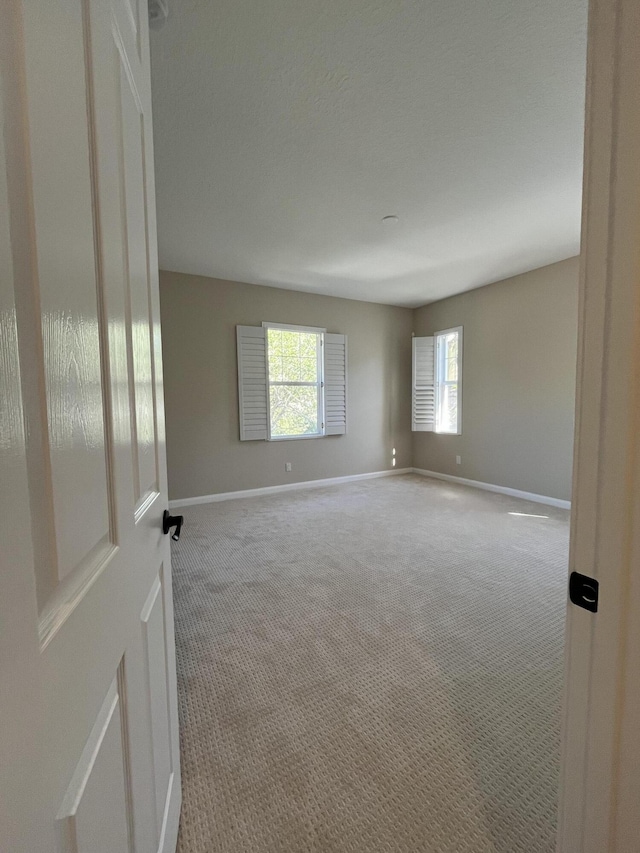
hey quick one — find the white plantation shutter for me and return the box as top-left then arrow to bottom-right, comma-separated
324,333 -> 347,435
237,325 -> 268,440
412,336 -> 435,431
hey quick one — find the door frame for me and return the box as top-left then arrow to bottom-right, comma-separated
558,0 -> 640,849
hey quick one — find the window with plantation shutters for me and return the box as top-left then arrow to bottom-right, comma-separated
412,336 -> 435,431
236,324 -> 347,440
324,334 -> 347,435
434,326 -> 463,434
237,325 -> 269,440
412,328 -> 463,434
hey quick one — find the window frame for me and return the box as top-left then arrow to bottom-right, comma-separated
434,325 -> 463,435
262,322 -> 326,441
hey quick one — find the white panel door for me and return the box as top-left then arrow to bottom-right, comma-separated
0,1 -> 181,851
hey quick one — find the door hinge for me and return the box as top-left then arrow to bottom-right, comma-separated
569,571 -> 599,613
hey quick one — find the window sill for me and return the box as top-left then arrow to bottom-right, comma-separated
268,433 -> 325,441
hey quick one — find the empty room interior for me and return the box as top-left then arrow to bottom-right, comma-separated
151,1 -> 586,850
2,0 -> 597,851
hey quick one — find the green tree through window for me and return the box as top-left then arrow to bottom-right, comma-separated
267,327 -> 322,437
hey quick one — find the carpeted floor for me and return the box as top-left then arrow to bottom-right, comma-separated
171,474 -> 568,853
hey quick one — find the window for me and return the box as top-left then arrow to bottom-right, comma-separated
411,328 -> 463,434
435,326 -> 462,434
265,324 -> 324,439
236,323 -> 347,441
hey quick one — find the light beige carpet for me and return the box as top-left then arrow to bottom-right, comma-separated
172,474 -> 568,852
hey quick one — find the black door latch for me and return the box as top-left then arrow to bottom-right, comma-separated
569,571 -> 599,613
163,510 -> 184,542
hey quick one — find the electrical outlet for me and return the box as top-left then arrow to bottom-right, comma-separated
456,455 -> 462,465
285,462 -> 292,472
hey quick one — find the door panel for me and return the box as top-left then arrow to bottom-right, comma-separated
17,0 -> 113,617
142,568 -> 175,840
119,58 -> 159,507
0,0 -> 181,851
56,674 -> 132,853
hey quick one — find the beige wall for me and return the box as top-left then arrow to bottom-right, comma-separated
160,272 -> 413,500
413,257 -> 579,501
161,259 -> 578,503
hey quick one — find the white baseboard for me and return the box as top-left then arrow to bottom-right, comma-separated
411,468 -> 571,510
169,468 -> 413,509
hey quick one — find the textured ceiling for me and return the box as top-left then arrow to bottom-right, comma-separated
150,0 -> 588,307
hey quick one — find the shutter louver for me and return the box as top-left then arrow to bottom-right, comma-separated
324,333 -> 347,435
237,325 -> 268,440
412,336 -> 435,431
